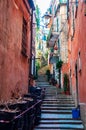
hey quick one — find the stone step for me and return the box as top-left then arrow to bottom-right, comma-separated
41,109 -> 72,114
42,104 -> 75,107
43,99 -> 57,101
44,98 -> 73,100
39,119 -> 83,124
45,93 -> 57,94
37,84 -> 50,87
41,113 -> 73,120
45,89 -> 57,90
42,101 -> 74,104
34,79 -> 84,130
35,124 -> 84,130
45,92 -> 58,93
45,96 -> 73,99
34,128 -> 84,130
41,106 -> 75,110
45,91 -> 58,93
44,97 -> 58,100
42,102 -> 74,105
43,99 -> 74,102
56,97 -> 73,99
42,101 -> 58,103
45,94 -> 57,96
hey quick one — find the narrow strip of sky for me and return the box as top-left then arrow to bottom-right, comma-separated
36,0 -> 51,16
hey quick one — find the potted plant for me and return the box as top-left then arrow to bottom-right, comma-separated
46,69 -> 51,81
63,73 -> 70,95
56,60 -> 63,88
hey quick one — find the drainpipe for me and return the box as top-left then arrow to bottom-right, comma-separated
28,9 -> 33,90
29,9 -> 33,76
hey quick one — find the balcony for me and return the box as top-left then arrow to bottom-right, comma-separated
49,52 -> 59,64
47,31 -> 59,48
59,0 -> 67,5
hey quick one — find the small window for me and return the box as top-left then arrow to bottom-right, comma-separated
21,17 -> 27,57
78,51 -> 82,73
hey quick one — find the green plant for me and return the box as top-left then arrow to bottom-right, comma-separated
56,60 -> 63,88
63,73 -> 69,92
35,62 -> 41,78
45,51 -> 48,60
56,60 -> 63,69
46,69 -> 50,75
36,5 -> 40,31
46,69 -> 51,81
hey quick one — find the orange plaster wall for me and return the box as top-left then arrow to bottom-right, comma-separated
0,0 -> 31,101
68,1 -> 86,103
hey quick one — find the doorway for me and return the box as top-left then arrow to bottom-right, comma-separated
75,62 -> 79,108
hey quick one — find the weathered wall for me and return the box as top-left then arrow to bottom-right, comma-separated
68,1 -> 86,128
69,1 -> 86,102
0,0 -> 31,101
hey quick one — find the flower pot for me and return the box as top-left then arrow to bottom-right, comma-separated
0,122 -> 13,130
0,109 -> 20,121
65,91 -> 70,95
0,109 -> 20,130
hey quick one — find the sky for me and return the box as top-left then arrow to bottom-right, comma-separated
36,0 -> 51,16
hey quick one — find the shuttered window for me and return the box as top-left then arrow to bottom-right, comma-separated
21,17 -> 27,57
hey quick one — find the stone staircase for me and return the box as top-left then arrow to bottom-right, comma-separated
34,82 -> 85,130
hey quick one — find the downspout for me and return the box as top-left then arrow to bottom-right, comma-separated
28,9 -> 33,91
29,9 -> 33,76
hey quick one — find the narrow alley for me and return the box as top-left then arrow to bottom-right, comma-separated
34,75 -> 84,130
0,0 -> 86,129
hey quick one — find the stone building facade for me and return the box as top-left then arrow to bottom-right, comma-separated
46,0 -> 68,87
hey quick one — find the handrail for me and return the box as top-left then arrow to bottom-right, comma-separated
13,100 -> 41,121
0,100 -> 42,124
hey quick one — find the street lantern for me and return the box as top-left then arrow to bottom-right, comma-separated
42,13 -> 52,27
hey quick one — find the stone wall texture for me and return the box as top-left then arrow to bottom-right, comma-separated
0,0 -> 31,101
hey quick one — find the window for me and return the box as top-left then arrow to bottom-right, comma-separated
78,51 -> 82,73
21,17 -> 27,57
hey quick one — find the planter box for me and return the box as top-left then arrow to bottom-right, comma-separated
0,109 -> 20,130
